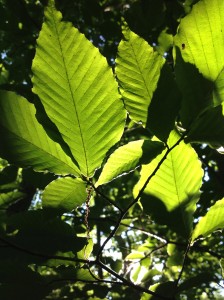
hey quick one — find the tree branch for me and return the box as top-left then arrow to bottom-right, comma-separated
96,134 -> 186,259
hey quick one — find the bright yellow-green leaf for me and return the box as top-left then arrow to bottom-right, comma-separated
32,0 -> 126,177
43,177 -> 86,212
192,198 -> 224,241
174,0 -> 224,106
77,238 -> 93,260
116,23 -> 164,126
134,131 -> 203,237
96,140 -> 164,187
125,252 -> 145,260
0,91 -> 79,175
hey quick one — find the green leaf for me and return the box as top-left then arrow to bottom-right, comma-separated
192,198 -> 224,241
220,258 -> 224,278
43,177 -> 86,212
174,0 -> 224,106
77,238 -> 93,260
0,261 -> 48,300
0,165 -> 18,185
146,63 -> 181,141
0,91 -> 80,175
0,191 -> 26,209
116,22 -> 164,126
125,251 -> 145,260
174,48 -> 213,128
58,267 -> 96,282
134,131 -> 203,237
185,105 -> 224,147
96,140 -> 164,187
7,210 -> 86,254
177,272 -> 215,293
32,0 -> 126,177
141,282 -> 176,300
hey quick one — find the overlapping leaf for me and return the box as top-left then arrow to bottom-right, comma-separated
0,91 -> 79,175
174,0 -> 224,107
0,191 -> 26,209
43,177 -> 86,212
96,140 -> 164,186
134,131 -> 203,237
116,23 -> 164,126
32,0 -> 126,177
192,198 -> 224,241
174,49 -> 214,128
146,63 -> 181,141
186,105 -> 224,147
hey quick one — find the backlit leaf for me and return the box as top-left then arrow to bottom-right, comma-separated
32,0 -> 126,177
43,177 -> 86,212
116,23 -> 164,126
96,140 -> 164,187
192,198 -> 224,241
134,131 -> 203,237
174,0 -> 224,106
185,105 -> 224,147
0,91 -> 80,175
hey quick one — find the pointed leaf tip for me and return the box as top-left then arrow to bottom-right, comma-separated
32,0 -> 126,177
116,24 -> 164,126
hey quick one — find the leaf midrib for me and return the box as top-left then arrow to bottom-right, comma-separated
51,5 -> 88,175
1,125 -> 77,172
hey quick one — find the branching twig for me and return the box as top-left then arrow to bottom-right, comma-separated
96,134 -> 186,260
0,235 -> 174,299
88,182 -> 123,212
98,261 -> 174,300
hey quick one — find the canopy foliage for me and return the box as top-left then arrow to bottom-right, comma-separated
0,0 -> 224,299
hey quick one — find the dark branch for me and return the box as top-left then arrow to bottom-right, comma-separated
96,134 -> 186,259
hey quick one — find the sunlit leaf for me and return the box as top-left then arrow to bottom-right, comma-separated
116,22 -> 164,126
134,131 -> 203,237
77,238 -> 93,260
125,252 -> 145,260
43,177 -> 86,212
192,198 -> 224,241
96,140 -> 164,187
32,0 -> 126,177
0,91 -> 80,175
174,0 -> 224,106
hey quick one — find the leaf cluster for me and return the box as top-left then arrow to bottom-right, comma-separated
0,0 -> 224,299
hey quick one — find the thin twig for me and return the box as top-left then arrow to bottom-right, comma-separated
0,235 -> 173,299
0,236 -> 88,265
85,185 -> 93,239
174,240 -> 191,289
89,182 -> 123,212
97,134 -> 186,259
98,261 -> 173,300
